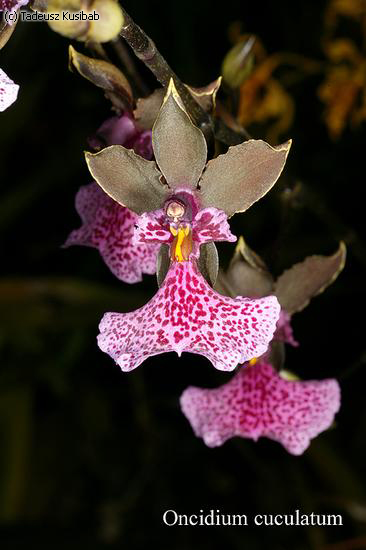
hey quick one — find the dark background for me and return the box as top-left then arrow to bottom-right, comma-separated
0,0 -> 365,548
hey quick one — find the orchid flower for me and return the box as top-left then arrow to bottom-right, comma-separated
64,113 -> 159,283
180,361 -> 340,455
180,239 -> 346,454
85,80 -> 291,372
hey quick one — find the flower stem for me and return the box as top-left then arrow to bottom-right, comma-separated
111,38 -> 149,96
119,9 -> 210,125
118,7 -> 244,145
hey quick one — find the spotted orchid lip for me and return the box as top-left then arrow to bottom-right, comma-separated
180,361 -> 341,455
97,260 -> 280,372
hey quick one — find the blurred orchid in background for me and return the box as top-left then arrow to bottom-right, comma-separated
64,113 -> 159,283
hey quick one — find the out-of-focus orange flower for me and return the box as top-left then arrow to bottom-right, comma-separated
318,39 -> 366,139
237,49 -> 295,145
223,30 -> 319,144
324,0 -> 366,31
318,0 -> 366,139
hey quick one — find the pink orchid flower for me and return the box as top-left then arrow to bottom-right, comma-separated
64,113 -> 159,283
180,361 -> 340,455
86,80 -> 292,372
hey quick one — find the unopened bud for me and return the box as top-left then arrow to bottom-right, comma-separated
69,45 -> 133,110
47,0 -> 124,43
91,0 -> 124,42
222,36 -> 255,89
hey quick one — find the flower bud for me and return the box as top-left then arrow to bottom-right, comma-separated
69,45 -> 133,111
90,0 -> 124,43
222,36 -> 255,89
47,0 -> 124,43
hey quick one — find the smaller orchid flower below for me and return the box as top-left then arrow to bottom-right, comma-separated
64,113 -> 159,283
87,80 -> 291,372
0,68 -> 19,112
180,361 -> 341,455
179,238 -> 346,454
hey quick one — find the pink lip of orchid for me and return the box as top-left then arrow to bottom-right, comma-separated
64,113 -> 159,284
97,260 -> 280,372
86,79 -> 292,371
180,361 -> 341,455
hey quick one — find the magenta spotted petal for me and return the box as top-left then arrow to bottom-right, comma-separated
97,261 -> 280,371
180,361 -> 340,455
134,205 -> 236,252
192,208 -> 237,245
64,183 -> 159,283
133,209 -> 172,245
0,69 -> 19,112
